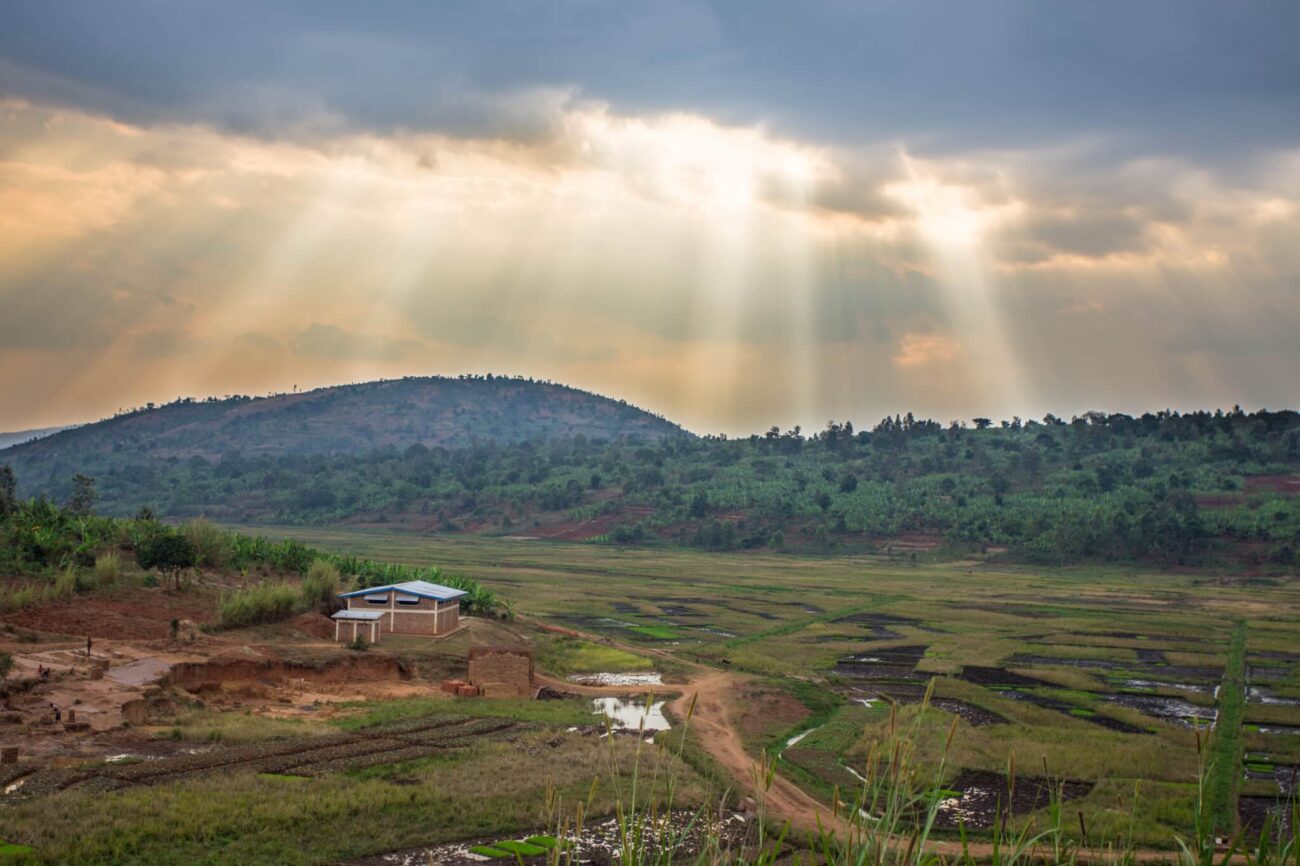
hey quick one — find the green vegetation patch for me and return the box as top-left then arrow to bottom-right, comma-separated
533,634 -> 653,676
1205,622 -> 1247,834
469,846 -> 510,858
523,836 -> 558,849
627,624 -> 679,640
491,840 -> 548,857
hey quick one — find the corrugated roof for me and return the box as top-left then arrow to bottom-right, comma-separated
332,609 -> 385,621
338,580 -> 468,602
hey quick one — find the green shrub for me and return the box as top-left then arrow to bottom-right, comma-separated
94,551 -> 122,584
300,560 -> 341,612
347,634 -> 369,652
182,518 -> 231,569
217,583 -> 300,629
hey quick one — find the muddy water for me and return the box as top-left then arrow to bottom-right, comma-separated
592,697 -> 671,731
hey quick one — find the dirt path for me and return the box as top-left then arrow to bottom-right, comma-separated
531,619 -> 1193,862
665,669 -> 839,834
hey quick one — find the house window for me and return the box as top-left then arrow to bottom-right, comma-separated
364,593 -> 389,605
396,594 -> 421,606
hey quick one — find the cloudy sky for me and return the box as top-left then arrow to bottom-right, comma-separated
2,2 -> 1298,435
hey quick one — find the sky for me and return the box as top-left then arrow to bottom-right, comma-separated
1,1 -> 1298,436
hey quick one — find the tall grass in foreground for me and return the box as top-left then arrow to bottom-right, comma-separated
536,684 -> 1299,866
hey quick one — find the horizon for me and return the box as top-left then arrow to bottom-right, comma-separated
2,3 -> 1299,436
0,371 -> 1294,444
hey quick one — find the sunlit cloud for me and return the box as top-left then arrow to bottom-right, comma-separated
0,95 -> 1297,434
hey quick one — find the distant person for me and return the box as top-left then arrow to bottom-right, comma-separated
86,636 -> 93,656
50,703 -> 61,723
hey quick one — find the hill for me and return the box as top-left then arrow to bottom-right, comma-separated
0,425 -> 73,451
2,393 -> 1296,568
0,376 -> 686,496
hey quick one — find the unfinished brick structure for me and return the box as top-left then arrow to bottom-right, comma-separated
468,646 -> 535,698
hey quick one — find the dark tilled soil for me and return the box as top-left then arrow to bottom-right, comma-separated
1239,795 -> 1295,837
1006,654 -> 1122,670
959,666 -> 1055,688
6,715 -> 523,800
933,769 -> 1092,830
834,645 -> 928,680
1002,691 -> 1151,734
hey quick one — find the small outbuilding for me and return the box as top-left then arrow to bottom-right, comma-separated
331,580 -> 467,643
331,609 -> 385,644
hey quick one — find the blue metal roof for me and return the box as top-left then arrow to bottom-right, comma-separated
331,609 -> 385,621
338,580 -> 468,602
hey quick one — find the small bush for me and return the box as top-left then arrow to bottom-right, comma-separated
300,560 -> 341,612
0,586 -> 37,613
50,565 -> 78,601
182,518 -> 231,569
94,552 -> 122,584
347,634 -> 369,652
217,583 -> 300,629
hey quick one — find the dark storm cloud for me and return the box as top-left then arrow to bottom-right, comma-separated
1,1 -> 1297,162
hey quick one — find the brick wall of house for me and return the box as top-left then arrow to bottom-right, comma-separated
388,610 -> 437,634
468,647 -> 534,698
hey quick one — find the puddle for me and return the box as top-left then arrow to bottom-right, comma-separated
1248,687 -> 1300,707
592,697 -> 671,732
1115,678 -> 1212,694
1104,694 -> 1217,728
780,725 -> 823,757
567,672 -> 663,687
107,657 -> 172,687
105,754 -> 150,764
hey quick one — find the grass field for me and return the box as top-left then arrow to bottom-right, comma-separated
234,525 -> 1300,846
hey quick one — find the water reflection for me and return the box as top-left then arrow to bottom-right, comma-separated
592,697 -> 671,731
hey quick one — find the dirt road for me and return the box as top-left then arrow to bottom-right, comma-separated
533,619 -> 1189,862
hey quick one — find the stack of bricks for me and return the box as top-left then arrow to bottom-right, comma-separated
440,679 -> 480,697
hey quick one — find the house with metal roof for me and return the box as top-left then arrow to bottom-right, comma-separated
331,580 -> 468,643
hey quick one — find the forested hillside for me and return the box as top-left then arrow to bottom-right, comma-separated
5,399 -> 1297,568
1,376 -> 684,490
